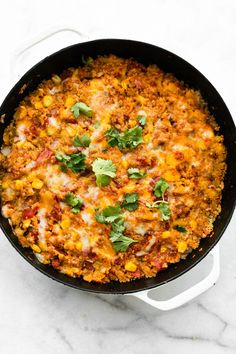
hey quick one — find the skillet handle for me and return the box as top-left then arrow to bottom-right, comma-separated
127,245 -> 220,311
11,25 -> 89,83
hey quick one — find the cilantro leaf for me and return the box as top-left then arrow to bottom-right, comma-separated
74,134 -> 91,147
157,202 -> 171,221
55,152 -> 86,173
92,158 -> 116,187
106,126 -> 143,150
105,128 -> 120,147
174,225 -> 187,233
137,115 -> 146,126
95,205 -> 137,252
94,121 -> 101,129
121,193 -> 139,211
81,55 -> 93,66
112,235 -> 137,252
153,178 -> 169,198
64,193 -> 83,214
95,204 -> 121,224
146,200 -> 171,221
71,102 -> 92,118
128,167 -> 147,179
110,219 -> 137,252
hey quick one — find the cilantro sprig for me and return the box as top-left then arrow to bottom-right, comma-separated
146,177 -> 171,221
55,152 -> 86,173
128,167 -> 147,179
153,178 -> 169,198
92,158 -> 116,187
95,204 -> 121,223
121,193 -> 139,211
71,102 -> 92,118
74,134 -> 91,148
95,204 -> 137,252
174,225 -> 187,233
64,193 -> 84,214
137,115 -> 146,126
146,201 -> 170,221
105,126 -> 143,151
81,55 -> 93,66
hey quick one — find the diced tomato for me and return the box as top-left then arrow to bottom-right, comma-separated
174,151 -> 184,160
149,258 -> 163,271
22,207 -> 37,219
132,270 -> 141,278
35,147 -> 53,166
51,258 -> 60,268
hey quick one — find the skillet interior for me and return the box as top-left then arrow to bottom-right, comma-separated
0,39 -> 235,294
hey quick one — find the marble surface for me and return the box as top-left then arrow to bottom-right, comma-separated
0,0 -> 236,353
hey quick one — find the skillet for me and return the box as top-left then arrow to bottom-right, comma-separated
0,39 -> 235,294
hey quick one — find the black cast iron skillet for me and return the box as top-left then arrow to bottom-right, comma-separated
0,39 -> 235,294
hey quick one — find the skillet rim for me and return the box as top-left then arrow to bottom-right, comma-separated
0,38 -> 235,294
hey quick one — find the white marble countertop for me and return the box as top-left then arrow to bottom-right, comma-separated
0,0 -> 236,353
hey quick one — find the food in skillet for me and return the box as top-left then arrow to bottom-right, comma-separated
0,55 -> 226,282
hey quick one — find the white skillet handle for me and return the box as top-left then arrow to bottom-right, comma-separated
11,25 -> 89,83
128,244 -> 220,311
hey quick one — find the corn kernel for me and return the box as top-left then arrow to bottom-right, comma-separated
39,130 -> 47,138
144,134 -> 151,143
31,244 -> 41,253
65,96 -> 75,108
64,240 -> 74,250
32,178 -> 44,189
23,219 -> 31,229
66,126 -> 76,137
163,170 -> 180,182
207,189 -> 217,199
75,241 -> 83,251
160,246 -> 167,253
122,184 -> 135,193
196,140 -> 206,150
166,154 -> 178,168
47,126 -> 56,136
15,180 -> 24,190
121,159 -> 128,169
2,180 -> 10,189
60,130 -> 69,139
136,95 -> 146,105
189,220 -> 197,229
52,74 -> 61,85
125,261 -> 137,272
61,218 -> 71,230
162,231 -> 171,239
43,95 -> 53,108
34,101 -> 43,109
177,241 -> 187,253
38,242 -> 47,251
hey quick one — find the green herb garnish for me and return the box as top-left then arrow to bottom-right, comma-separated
127,167 -> 147,179
153,178 -> 169,198
64,193 -> 84,214
105,126 -> 143,150
71,102 -> 92,118
146,200 -> 171,221
55,152 -> 86,173
95,205 -> 137,252
121,193 -> 139,211
74,134 -> 91,147
92,158 -> 116,187
95,204 -> 122,223
174,225 -> 187,233
157,202 -> 171,221
81,55 -> 93,66
137,115 -> 146,126
94,121 -> 101,129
